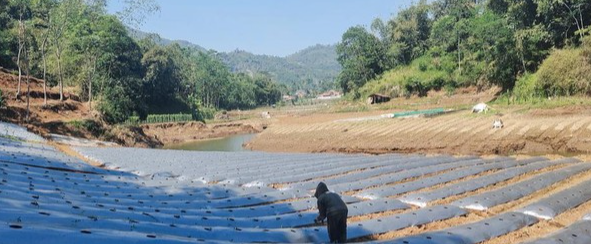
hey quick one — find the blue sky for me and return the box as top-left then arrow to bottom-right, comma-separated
107,0 -> 414,57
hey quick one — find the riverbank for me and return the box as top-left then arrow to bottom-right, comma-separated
164,133 -> 257,151
139,120 -> 265,145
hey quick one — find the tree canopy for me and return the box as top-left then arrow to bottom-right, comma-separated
0,0 -> 283,123
337,0 -> 591,98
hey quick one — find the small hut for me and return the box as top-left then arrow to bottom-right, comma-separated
367,94 -> 391,105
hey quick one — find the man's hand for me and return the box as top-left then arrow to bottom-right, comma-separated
315,215 -> 324,224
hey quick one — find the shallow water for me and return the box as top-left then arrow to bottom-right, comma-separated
164,133 -> 257,152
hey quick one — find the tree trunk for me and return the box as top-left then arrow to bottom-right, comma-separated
16,44 -> 22,99
88,57 -> 96,113
579,4 -> 585,37
42,36 -> 48,106
16,16 -> 24,99
89,79 -> 92,111
457,30 -> 461,75
24,46 -> 30,122
26,68 -> 30,122
56,45 -> 64,101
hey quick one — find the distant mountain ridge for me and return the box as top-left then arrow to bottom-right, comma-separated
128,28 -> 340,92
127,28 -> 207,52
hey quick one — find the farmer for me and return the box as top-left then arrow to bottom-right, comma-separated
314,182 -> 348,243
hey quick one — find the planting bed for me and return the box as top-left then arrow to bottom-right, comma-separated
2,123 -> 591,243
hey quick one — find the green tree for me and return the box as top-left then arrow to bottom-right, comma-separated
535,0 -> 591,46
48,0 -> 76,101
30,0 -> 57,105
98,77 -> 138,123
141,45 -> 179,102
252,73 -> 281,106
387,0 -> 432,65
464,11 -> 520,89
0,0 -> 15,68
336,26 -> 386,95
9,0 -> 33,99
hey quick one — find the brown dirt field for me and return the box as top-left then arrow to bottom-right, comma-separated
247,96 -> 591,157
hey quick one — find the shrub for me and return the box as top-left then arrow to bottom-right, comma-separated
583,35 -> 591,61
512,73 -> 541,101
444,80 -> 457,96
81,120 -> 105,137
98,83 -> 136,124
418,61 -> 428,71
194,106 -> 216,122
67,119 -> 105,137
537,48 -> 591,96
124,116 -> 140,126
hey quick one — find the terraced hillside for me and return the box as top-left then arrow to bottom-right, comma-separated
3,122 -> 591,243
248,108 -> 591,155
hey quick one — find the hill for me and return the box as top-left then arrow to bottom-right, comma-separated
128,29 -> 340,92
219,44 -> 340,92
126,28 -> 207,52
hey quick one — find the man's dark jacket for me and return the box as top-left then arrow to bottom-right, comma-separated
314,182 -> 348,221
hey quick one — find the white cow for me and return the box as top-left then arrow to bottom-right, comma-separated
472,103 -> 489,113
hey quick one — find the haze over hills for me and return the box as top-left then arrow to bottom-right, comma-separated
128,28 -> 340,92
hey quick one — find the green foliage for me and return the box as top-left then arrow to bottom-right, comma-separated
462,10 -> 519,89
536,48 -> 591,96
194,106 -> 216,122
512,73 -> 541,101
219,44 -> 340,92
123,116 -> 140,126
97,78 -> 138,124
583,35 -> 591,59
340,0 -> 591,100
0,0 -> 285,125
336,26 -> 387,95
187,95 -> 216,122
68,119 -> 105,137
0,0 -> 14,68
145,113 -> 192,124
359,56 -> 451,98
141,45 -> 179,102
124,113 -> 193,125
388,0 -> 432,64
509,43 -> 591,101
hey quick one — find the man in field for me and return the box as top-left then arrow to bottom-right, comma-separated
314,182 -> 348,243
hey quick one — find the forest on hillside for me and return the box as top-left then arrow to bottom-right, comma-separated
218,44 -> 340,93
128,29 -> 340,94
336,0 -> 591,100
0,0 -> 282,124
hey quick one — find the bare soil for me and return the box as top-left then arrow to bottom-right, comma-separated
247,91 -> 591,157
140,120 -> 265,145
